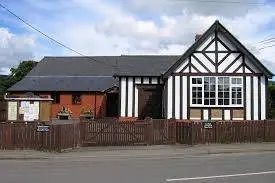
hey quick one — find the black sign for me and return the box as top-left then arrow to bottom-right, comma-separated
37,125 -> 50,132
203,121 -> 213,129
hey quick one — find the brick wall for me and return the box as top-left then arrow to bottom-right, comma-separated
50,92 -> 106,119
11,92 -> 107,119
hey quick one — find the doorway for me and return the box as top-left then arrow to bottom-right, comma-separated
138,85 -> 163,119
106,93 -> 118,117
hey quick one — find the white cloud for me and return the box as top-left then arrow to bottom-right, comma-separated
121,0 -> 266,17
1,0 -> 275,74
0,28 -> 36,74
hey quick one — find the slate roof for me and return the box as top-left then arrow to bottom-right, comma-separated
116,55 -> 180,76
8,55 -> 180,92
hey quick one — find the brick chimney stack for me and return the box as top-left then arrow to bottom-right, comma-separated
195,34 -> 202,41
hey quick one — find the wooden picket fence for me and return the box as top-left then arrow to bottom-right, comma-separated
0,122 -> 80,152
176,120 -> 275,145
80,119 -> 175,146
1,119 -> 275,152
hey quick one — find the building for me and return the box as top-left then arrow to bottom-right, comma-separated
8,21 -> 273,120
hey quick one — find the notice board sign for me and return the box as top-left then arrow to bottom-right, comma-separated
203,120 -> 213,129
8,101 -> 17,121
19,101 -> 39,121
37,125 -> 50,132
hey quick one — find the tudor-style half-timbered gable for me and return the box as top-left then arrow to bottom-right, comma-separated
163,20 -> 273,121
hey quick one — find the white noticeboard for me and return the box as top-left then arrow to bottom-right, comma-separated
8,101 -> 17,121
19,101 -> 40,121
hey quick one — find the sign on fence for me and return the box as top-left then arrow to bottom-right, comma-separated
203,120 -> 213,129
37,125 -> 49,132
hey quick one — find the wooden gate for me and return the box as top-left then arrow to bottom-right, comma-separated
152,120 -> 175,144
80,120 -> 151,146
80,119 -> 176,146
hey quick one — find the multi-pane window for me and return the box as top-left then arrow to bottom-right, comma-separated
204,77 -> 216,105
191,76 -> 242,106
191,78 -> 202,104
218,77 -> 230,105
231,78 -> 242,105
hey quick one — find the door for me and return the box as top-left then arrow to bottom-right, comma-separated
138,85 -> 163,119
106,93 -> 118,117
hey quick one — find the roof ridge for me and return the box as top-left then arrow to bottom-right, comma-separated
120,54 -> 181,57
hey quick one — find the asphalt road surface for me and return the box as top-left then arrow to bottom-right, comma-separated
1,152 -> 275,183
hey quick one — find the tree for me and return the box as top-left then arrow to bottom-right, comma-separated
0,60 -> 38,94
267,81 -> 275,119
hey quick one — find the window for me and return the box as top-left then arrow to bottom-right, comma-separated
191,76 -> 242,107
231,78 -> 242,105
218,77 -> 230,105
51,92 -> 60,104
72,93 -> 81,105
192,78 -> 202,104
204,77 -> 216,105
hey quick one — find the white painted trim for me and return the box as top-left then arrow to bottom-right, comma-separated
143,77 -> 149,84
203,109 -> 209,120
212,118 -> 222,120
175,60 -> 188,73
135,77 -> 141,84
182,76 -> 187,119
253,76 -> 259,120
246,76 -> 251,120
191,56 -> 207,72
190,117 -> 201,120
5,97 -> 53,101
134,77 -> 141,117
151,77 -> 158,84
233,118 -> 244,120
225,57 -> 242,73
167,76 -> 173,119
224,110 -> 230,120
217,41 -> 228,51
190,76 -> 243,107
196,33 -> 215,51
120,77 -> 126,117
127,77 -> 133,117
194,53 -> 215,72
175,76 -> 180,119
205,41 -> 215,51
261,76 -> 266,120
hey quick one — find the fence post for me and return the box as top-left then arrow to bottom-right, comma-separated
145,117 -> 153,145
56,125 -> 62,152
113,120 -> 118,145
79,120 -> 84,146
214,121 -> 217,143
169,119 -> 176,144
264,120 -> 267,142
190,122 -> 194,145
11,122 -> 15,149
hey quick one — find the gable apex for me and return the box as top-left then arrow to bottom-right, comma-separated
163,20 -> 273,78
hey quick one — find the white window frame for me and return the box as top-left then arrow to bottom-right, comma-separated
190,76 -> 243,107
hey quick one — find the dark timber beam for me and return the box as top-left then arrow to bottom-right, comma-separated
171,73 -> 263,76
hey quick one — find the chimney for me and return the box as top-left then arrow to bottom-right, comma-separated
195,34 -> 202,41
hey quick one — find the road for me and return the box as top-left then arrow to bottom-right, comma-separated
1,152 -> 275,183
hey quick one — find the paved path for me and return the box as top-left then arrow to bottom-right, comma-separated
1,151 -> 275,183
1,143 -> 275,160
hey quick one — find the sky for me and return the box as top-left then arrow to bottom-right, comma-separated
0,0 -> 275,75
